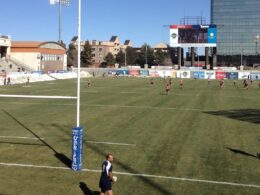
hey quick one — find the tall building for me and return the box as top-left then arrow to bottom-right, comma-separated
71,36 -> 132,66
211,0 -> 260,66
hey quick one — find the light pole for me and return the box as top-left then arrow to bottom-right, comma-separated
255,34 -> 260,55
145,45 -> 148,65
50,0 -> 69,43
241,47 -> 243,66
197,33 -> 199,66
125,49 -> 127,66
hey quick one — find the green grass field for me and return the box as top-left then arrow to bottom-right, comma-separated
0,77 -> 259,195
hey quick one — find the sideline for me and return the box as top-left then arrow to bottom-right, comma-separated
0,162 -> 260,189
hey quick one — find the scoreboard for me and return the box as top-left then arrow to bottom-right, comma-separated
170,25 -> 217,48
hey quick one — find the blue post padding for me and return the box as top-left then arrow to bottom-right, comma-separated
71,127 -> 83,171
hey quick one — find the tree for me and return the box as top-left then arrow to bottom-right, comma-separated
81,41 -> 92,67
105,52 -> 116,65
67,43 -> 77,67
116,50 -> 126,66
136,44 -> 154,67
125,47 -> 137,65
154,49 -> 166,65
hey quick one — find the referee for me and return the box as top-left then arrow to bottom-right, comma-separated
99,154 -> 115,195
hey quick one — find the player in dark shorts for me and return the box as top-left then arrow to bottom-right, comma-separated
150,78 -> 154,86
99,154 -> 115,195
87,79 -> 91,88
233,79 -> 236,87
165,83 -> 170,95
169,78 -> 172,86
179,79 -> 183,89
243,79 -> 249,90
26,76 -> 30,85
219,79 -> 224,88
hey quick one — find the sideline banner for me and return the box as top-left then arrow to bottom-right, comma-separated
226,72 -> 238,80
176,71 -> 191,79
216,71 -> 226,80
116,70 -> 129,76
171,71 -> 177,78
204,71 -> 216,79
129,69 -> 140,76
108,70 -> 117,75
238,71 -> 250,80
157,70 -> 174,78
250,72 -> 260,80
192,71 -> 205,79
149,70 -> 160,77
139,70 -> 149,76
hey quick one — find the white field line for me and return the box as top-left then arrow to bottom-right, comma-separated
0,162 -> 260,188
0,135 -> 133,146
120,92 -> 141,94
0,101 -> 212,112
0,136 -> 44,140
85,140 -> 136,146
81,91 -> 141,94
86,104 -> 210,112
36,89 -> 56,92
0,94 -> 77,100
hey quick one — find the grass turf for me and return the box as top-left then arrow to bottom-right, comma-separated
0,77 -> 259,195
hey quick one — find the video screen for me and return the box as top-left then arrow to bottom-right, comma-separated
178,28 -> 208,44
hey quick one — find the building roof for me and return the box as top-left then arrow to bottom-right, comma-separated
124,40 -> 131,46
11,41 -> 66,50
71,36 -> 78,42
110,36 -> 118,42
153,42 -> 170,49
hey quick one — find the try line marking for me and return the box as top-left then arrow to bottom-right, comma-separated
0,136 -> 134,146
0,101 -> 213,112
0,162 -> 260,189
0,136 -> 44,140
85,140 -> 136,146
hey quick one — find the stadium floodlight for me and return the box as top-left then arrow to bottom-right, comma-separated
50,0 -> 70,43
50,0 -> 69,6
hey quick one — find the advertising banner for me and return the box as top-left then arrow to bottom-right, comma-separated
216,71 -> 226,80
157,70 -> 174,78
139,70 -> 149,76
72,127 -> 83,171
192,71 -> 205,79
108,70 -> 117,75
0,72 -> 6,78
129,69 -> 140,76
226,72 -> 238,80
204,71 -> 216,79
171,71 -> 177,78
250,72 -> 260,80
176,71 -> 191,78
149,70 -> 160,77
116,70 -> 129,76
238,71 -> 250,80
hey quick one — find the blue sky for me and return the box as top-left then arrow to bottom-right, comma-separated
0,0 -> 210,47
